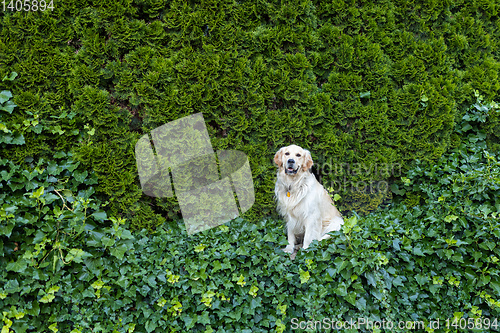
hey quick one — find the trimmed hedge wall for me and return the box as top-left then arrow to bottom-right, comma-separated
1,0 -> 499,226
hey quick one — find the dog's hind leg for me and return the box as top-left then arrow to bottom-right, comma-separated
320,216 -> 344,240
302,219 -> 321,250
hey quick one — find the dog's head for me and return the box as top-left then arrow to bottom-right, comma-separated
274,145 -> 313,175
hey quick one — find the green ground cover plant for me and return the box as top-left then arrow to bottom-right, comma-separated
1,90 -> 498,331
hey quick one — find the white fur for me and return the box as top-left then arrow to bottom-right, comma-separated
274,145 -> 344,253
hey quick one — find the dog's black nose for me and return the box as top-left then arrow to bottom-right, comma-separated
288,159 -> 295,164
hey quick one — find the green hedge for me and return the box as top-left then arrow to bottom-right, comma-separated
1,0 -> 499,226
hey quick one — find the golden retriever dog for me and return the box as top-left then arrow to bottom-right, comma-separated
274,145 -> 344,253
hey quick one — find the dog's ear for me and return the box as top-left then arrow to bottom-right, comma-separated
274,148 -> 283,168
303,149 -> 313,171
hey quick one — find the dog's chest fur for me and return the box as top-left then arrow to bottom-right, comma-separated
274,172 -> 313,219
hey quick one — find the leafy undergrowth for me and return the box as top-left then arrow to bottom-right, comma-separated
1,96 -> 499,332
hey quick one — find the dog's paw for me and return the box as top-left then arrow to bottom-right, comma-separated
282,245 -> 295,254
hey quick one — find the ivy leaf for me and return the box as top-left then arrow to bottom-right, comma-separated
47,161 -> 61,175
39,293 -> 56,303
6,259 -> 28,273
145,319 -> 158,333
4,279 -> 20,293
91,279 -> 105,290
101,236 -> 115,248
0,100 -> 17,113
444,215 -> 458,222
490,281 -> 500,294
342,215 -> 357,233
299,269 -> 310,284
345,291 -> 357,305
0,90 -> 13,104
92,210 -> 107,221
0,123 -> 9,133
392,239 -> 401,251
11,133 -> 25,145
391,183 -> 406,195
65,249 -> 92,263
461,123 -> 473,132
366,272 -> 379,287
47,286 -> 60,294
33,230 -> 46,243
25,301 -> 40,316
355,297 -> 367,310
73,170 -> 88,183
412,246 -> 425,256
249,285 -> 259,297
30,186 -> 45,199
110,244 -> 128,260
334,282 -> 347,296
250,297 -> 261,309
415,274 -> 429,286
198,311 -> 210,325
54,151 -> 66,158
0,222 -> 15,237
182,314 -> 196,330
392,276 -> 403,287
119,229 -> 134,240
236,274 -> 246,286
212,260 -> 222,272
195,244 -> 207,253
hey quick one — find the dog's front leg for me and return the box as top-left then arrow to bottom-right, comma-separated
282,225 -> 296,254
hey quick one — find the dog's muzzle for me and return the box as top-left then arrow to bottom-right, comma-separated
285,160 -> 299,175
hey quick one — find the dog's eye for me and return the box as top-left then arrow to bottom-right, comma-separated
296,153 -> 301,157
285,152 -> 289,156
